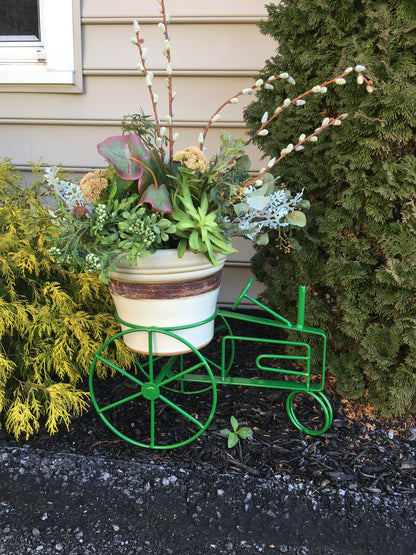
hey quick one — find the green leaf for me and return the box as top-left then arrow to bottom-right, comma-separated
233,201 -> 250,216
219,428 -> 231,437
174,219 -> 194,231
230,415 -> 239,431
208,234 -> 238,255
176,195 -> 199,220
255,232 -> 269,246
228,432 -> 239,448
200,194 -> 209,216
200,225 -> 208,243
285,210 -> 307,227
204,236 -> 217,266
189,230 -> 203,251
205,212 -> 217,223
138,149 -> 169,194
108,182 -> 118,200
298,199 -> 310,210
237,427 -> 253,439
172,210 -> 192,223
288,238 -> 301,250
177,239 -> 187,258
234,154 -> 251,172
260,172 -> 275,189
246,194 -> 269,211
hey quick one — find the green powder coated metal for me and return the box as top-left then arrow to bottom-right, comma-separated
89,328 -> 217,449
89,279 -> 333,449
141,382 -> 160,400
286,391 -> 333,436
297,285 -> 306,328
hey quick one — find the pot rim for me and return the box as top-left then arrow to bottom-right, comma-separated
109,249 -> 227,281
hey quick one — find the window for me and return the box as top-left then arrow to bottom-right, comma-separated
0,0 -> 40,40
0,0 -> 82,92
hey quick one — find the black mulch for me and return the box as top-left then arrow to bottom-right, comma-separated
2,311 -> 416,497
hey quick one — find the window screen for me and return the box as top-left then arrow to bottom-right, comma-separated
0,0 -> 40,41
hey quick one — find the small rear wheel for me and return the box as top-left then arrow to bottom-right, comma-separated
89,327 -> 217,449
286,390 -> 333,436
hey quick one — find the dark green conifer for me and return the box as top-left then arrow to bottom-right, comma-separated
245,0 -> 416,416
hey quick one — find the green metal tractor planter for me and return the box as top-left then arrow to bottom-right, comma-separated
89,279 -> 332,449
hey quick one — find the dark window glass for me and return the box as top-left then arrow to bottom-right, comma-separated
0,0 -> 40,41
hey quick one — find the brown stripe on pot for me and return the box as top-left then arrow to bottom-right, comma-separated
108,270 -> 223,300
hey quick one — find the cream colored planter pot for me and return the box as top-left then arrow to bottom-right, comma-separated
108,249 -> 227,355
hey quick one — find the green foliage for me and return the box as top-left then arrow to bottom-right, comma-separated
172,169 -> 238,265
0,159 -> 135,439
219,416 -> 253,448
245,0 -> 416,416
49,192 -> 176,283
122,112 -> 166,152
46,110 -> 310,278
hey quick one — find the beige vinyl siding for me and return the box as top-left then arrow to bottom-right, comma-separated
82,0 -> 272,18
0,1 -> 277,305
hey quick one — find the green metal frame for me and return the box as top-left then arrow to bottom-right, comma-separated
89,278 -> 333,448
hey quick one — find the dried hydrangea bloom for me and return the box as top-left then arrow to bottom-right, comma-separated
173,146 -> 207,173
79,169 -> 109,202
94,169 -> 109,178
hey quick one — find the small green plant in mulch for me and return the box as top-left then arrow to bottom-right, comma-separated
220,416 -> 253,449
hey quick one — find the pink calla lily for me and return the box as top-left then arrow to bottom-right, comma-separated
139,183 -> 173,214
97,134 -> 150,180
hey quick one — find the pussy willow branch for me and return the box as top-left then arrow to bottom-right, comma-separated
243,72 -> 376,188
159,0 -> 175,173
202,69 -> 374,151
199,75 -> 284,150
202,68 -> 376,186
245,70 -> 375,146
243,115 -> 343,190
134,29 -> 161,139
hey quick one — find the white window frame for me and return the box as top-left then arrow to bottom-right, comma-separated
0,0 -> 82,93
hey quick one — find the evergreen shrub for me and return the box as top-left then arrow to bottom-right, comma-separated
0,159 -> 134,439
244,0 -> 416,416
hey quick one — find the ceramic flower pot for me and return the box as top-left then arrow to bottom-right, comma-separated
108,249 -> 227,355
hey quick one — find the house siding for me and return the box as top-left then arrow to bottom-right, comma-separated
0,1 -> 278,306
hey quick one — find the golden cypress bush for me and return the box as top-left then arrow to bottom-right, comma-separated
0,159 -> 134,439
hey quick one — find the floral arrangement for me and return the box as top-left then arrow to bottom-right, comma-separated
45,0 -> 375,282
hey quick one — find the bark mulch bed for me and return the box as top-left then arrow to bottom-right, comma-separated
2,311 -> 415,497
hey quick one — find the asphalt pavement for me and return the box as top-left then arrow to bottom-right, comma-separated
1,445 -> 415,554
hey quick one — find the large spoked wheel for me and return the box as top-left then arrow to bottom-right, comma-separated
286,390 -> 333,436
89,328 -> 217,449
